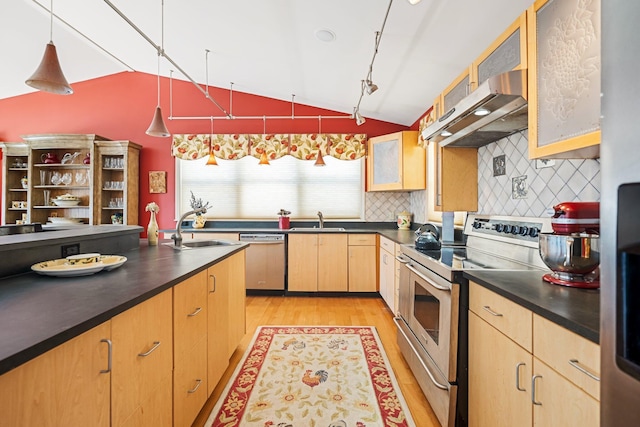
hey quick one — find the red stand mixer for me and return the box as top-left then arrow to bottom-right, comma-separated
538,202 -> 600,289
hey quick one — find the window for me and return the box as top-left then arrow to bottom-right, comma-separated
176,155 -> 364,219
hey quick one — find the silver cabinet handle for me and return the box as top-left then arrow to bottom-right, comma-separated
393,317 -> 448,390
569,359 -> 600,381
187,379 -> 202,394
209,274 -> 217,293
383,253 -> 388,265
138,341 -> 161,357
515,362 -> 526,391
531,374 -> 543,405
100,339 -> 112,374
482,306 -> 503,317
187,307 -> 202,317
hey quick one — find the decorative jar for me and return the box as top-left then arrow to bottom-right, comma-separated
397,210 -> 412,230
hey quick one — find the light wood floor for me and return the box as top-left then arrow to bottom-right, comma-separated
192,295 -> 441,427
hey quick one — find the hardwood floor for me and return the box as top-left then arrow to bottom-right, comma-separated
192,295 -> 441,427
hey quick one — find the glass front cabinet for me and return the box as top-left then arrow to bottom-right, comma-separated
1,134 -> 140,226
367,131 -> 425,192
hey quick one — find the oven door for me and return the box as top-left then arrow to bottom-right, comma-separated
406,259 -> 460,382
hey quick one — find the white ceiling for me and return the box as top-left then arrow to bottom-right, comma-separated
3,0 -> 533,126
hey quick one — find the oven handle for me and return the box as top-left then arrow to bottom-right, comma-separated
404,263 -> 450,292
396,255 -> 410,263
393,317 -> 449,390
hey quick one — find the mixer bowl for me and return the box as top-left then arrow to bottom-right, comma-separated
538,233 -> 600,275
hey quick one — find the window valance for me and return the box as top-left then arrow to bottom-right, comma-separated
172,133 -> 368,161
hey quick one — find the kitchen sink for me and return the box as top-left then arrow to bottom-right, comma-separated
289,227 -> 346,232
164,239 -> 240,250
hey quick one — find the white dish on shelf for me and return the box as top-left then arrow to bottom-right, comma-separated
31,255 -> 127,277
52,199 -> 81,207
48,217 -> 84,224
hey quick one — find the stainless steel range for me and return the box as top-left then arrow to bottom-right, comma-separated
394,214 -> 552,427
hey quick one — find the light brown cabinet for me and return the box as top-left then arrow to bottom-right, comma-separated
367,131 -> 425,191
94,141 -> 141,225
226,251 -> 247,357
173,271 -> 208,426
348,234 -> 377,292
429,142 -> 478,212
0,143 -> 30,225
468,281 -> 600,427
207,260 -> 230,393
288,233 -> 348,292
0,321 -> 111,427
111,289 -> 173,427
527,0 -> 601,159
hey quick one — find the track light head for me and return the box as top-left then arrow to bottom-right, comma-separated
364,80 -> 378,95
355,110 -> 366,126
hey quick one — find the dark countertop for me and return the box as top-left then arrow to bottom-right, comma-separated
464,270 -> 600,344
0,240 -> 248,375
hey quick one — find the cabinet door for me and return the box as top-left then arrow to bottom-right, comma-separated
442,66 -> 473,113
318,234 -> 348,291
379,247 -> 395,310
527,0 -> 601,159
348,245 -> 377,292
367,131 -> 424,192
227,251 -> 246,357
174,271 -> 208,425
288,234 -> 318,291
111,289 -> 173,427
469,312 -> 532,427
532,359 -> 599,427
0,321 -> 111,427
207,261 -> 230,395
432,143 -> 478,213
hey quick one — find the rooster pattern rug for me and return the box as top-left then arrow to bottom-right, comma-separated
207,326 -> 415,427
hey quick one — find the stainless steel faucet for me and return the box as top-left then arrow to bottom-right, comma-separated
171,207 -> 207,247
317,211 -> 324,229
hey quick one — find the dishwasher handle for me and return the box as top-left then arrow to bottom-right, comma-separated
239,234 -> 285,243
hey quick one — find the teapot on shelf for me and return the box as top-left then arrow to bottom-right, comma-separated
41,152 -> 60,164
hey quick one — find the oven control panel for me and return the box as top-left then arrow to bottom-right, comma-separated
465,215 -> 553,245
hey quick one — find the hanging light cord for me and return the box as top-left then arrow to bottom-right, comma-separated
49,0 -> 53,42
354,0 -> 393,117
103,0 -> 231,118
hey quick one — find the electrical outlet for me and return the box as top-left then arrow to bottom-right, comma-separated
61,243 -> 80,258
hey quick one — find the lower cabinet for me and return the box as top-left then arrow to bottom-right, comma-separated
173,271 -> 208,426
0,321 -> 111,427
379,236 -> 396,310
348,234 -> 377,292
468,281 -> 600,427
0,253 -> 247,427
111,289 -> 173,427
288,234 -> 348,292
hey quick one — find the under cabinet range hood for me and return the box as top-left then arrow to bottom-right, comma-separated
422,69 -> 528,148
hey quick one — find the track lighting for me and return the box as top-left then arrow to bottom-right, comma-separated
364,79 -> 378,95
25,0 -> 73,95
355,110 -> 366,126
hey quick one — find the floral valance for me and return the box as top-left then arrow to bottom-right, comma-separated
172,133 -> 367,161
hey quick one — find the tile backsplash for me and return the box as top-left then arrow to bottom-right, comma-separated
366,130 -> 600,223
478,131 -> 600,216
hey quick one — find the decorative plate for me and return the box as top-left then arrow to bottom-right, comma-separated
31,255 -> 127,277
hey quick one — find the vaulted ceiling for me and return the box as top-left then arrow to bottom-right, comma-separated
3,0 -> 533,126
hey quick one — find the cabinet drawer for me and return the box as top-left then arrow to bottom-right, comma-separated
348,234 -> 376,246
469,282 -> 532,352
380,236 -> 395,253
174,271 -> 208,365
533,314 -> 600,400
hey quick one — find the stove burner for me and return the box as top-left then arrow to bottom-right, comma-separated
542,272 -> 600,289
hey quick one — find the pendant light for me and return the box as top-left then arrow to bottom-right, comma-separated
259,116 -> 270,165
206,117 -> 218,165
25,0 -> 73,95
146,0 -> 170,137
314,116 -> 326,167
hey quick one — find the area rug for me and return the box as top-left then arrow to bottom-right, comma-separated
206,326 -> 416,427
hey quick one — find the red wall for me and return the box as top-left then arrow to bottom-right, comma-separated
0,72 -> 407,231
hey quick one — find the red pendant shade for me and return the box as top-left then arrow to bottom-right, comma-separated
25,42 -> 73,95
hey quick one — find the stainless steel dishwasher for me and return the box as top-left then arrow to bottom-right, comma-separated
239,233 -> 285,291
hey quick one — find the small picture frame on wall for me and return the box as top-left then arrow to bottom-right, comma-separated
149,171 -> 167,194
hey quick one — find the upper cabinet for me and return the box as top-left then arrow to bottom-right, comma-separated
527,0 -> 601,159
471,14 -> 528,87
441,66 -> 474,116
367,131 -> 425,192
430,142 -> 478,212
0,143 -> 29,226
